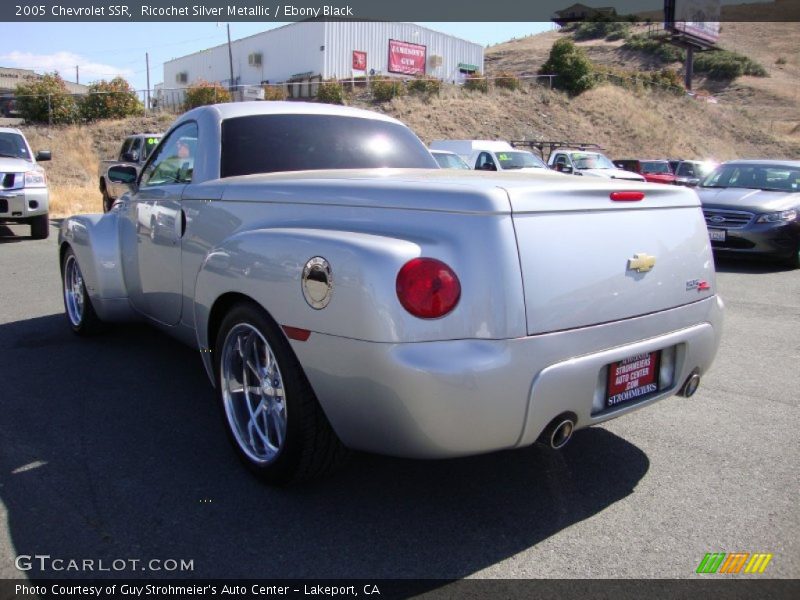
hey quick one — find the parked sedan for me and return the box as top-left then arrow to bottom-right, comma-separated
697,160 -> 800,268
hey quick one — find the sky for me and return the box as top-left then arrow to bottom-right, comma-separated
0,22 -> 555,93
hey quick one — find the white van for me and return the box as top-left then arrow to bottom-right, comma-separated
429,140 -> 548,172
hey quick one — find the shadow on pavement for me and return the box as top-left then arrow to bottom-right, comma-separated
0,314 -> 650,579
713,253 -> 795,274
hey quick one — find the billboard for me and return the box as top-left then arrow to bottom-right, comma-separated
666,0 -> 721,45
388,39 -> 426,75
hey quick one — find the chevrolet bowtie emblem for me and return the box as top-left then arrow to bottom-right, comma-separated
628,253 -> 656,273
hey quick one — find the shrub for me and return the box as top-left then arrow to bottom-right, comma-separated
572,21 -> 631,41
263,85 -> 287,101
693,50 -> 767,79
595,66 -> 684,94
776,56 -> 787,65
464,72 -> 489,93
80,76 -> 143,121
494,71 -> 521,91
623,35 -> 685,62
15,73 -> 79,124
371,77 -> 405,102
183,80 -> 231,110
316,79 -> 343,104
540,39 -> 596,95
407,75 -> 441,96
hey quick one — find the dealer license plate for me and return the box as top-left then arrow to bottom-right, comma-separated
708,228 -> 726,242
606,351 -> 660,408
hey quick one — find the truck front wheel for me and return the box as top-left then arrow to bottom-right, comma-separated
30,214 -> 50,240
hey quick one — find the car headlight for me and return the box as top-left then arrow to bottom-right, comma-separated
756,209 -> 797,223
24,170 -> 47,187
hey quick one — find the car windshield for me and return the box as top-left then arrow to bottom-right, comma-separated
701,164 -> 800,192
679,161 -> 715,178
571,152 -> 615,170
641,161 -> 671,174
432,152 -> 470,170
0,132 -> 30,160
220,114 -> 437,177
496,151 -> 546,170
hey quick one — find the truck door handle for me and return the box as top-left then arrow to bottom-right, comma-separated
180,209 -> 186,237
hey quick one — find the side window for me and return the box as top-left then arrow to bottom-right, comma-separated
475,152 -> 496,171
140,122 -> 198,188
129,137 -> 142,160
119,138 -> 133,160
554,154 -> 568,171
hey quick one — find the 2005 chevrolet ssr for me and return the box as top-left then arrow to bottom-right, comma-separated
58,102 -> 724,484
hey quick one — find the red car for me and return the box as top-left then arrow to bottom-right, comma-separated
614,159 -> 677,184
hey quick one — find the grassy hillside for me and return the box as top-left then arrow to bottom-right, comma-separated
20,18 -> 800,218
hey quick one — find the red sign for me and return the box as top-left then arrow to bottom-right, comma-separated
388,39 -> 426,75
352,50 -> 367,71
606,351 -> 659,407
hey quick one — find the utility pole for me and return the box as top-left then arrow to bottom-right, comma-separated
227,23 -> 235,99
145,52 -> 151,112
684,46 -> 695,91
75,65 -> 79,85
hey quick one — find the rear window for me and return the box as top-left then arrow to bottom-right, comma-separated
641,161 -> 671,174
220,114 -> 437,178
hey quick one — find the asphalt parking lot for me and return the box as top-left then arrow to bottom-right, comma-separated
0,221 -> 798,580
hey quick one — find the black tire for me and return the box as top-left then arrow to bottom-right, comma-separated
782,242 -> 800,269
214,302 -> 348,484
30,213 -> 50,240
61,247 -> 103,335
102,186 -> 114,213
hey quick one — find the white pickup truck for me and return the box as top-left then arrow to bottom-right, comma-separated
60,102 -> 723,484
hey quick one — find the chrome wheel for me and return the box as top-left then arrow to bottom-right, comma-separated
220,323 -> 287,464
63,254 -> 85,327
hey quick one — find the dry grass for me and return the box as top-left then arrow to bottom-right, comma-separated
49,184 -> 103,217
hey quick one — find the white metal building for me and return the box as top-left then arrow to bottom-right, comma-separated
160,22 -> 484,105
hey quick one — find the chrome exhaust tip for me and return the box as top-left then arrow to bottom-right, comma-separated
537,413 -> 577,450
679,372 -> 701,398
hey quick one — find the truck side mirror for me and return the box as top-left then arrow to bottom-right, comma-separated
35,150 -> 52,161
108,165 -> 139,191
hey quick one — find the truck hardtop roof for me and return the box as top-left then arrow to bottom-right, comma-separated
185,101 -> 404,127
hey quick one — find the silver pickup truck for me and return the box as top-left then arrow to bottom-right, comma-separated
98,133 -> 161,212
59,102 -> 723,484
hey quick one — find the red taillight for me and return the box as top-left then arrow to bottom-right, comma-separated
610,191 -> 645,201
396,258 -> 461,319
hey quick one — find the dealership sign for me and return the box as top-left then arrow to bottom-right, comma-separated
352,50 -> 367,71
388,40 -> 426,75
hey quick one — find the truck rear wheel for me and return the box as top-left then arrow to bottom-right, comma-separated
214,302 -> 348,484
102,187 -> 113,212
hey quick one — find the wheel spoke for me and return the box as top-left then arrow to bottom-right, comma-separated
220,321 -> 288,464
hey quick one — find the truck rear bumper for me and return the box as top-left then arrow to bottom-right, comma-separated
292,295 -> 724,458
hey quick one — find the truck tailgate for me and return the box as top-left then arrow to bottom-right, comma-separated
508,184 -> 715,335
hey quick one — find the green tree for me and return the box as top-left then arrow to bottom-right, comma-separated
183,80 -> 231,110
80,76 -> 143,121
15,72 -> 78,124
540,39 -> 596,95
